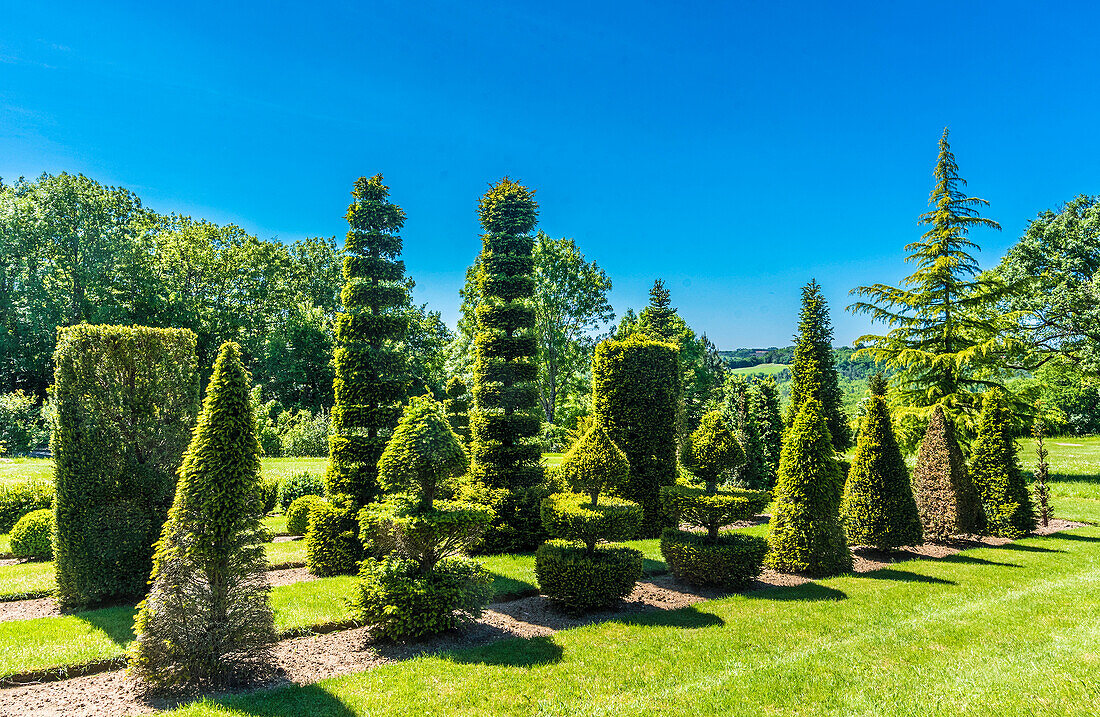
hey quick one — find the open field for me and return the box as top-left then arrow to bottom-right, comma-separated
728,363 -> 789,376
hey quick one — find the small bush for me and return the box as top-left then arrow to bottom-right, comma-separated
258,477 -> 280,515
305,498 -> 361,576
540,493 -> 642,550
286,495 -> 328,536
11,508 -> 54,560
278,471 -> 324,510
660,485 -> 769,538
660,529 -> 767,589
534,539 -> 642,614
0,482 -> 54,534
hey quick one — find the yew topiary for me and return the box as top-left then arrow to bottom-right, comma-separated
129,342 -> 275,691
766,398 -> 852,576
840,392 -> 923,549
286,495 -> 328,536
911,404 -> 985,541
10,508 -> 53,560
443,377 -> 471,444
971,390 -> 1036,538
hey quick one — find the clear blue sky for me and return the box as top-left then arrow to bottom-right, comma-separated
2,1 -> 1098,348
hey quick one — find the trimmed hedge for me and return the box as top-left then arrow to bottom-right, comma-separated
540,493 -> 643,550
286,495 -> 329,536
52,324 -> 199,609
660,529 -> 768,589
10,508 -> 54,560
258,477 -> 280,515
534,540 -> 642,614
0,481 -> 53,534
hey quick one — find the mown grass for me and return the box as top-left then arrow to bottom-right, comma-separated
728,362 -> 789,376
166,526 -> 1100,717
262,514 -> 290,536
0,457 -> 52,486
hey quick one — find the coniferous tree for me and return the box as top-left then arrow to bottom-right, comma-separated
443,376 -> 471,444
840,386 -> 923,549
766,398 -> 852,576
641,279 -> 677,342
787,280 -> 851,451
469,178 -> 545,552
850,129 -> 1011,448
721,375 -> 768,489
911,404 -> 984,540
971,389 -> 1036,538
1031,405 -> 1053,528
130,342 -> 275,690
755,376 -> 784,487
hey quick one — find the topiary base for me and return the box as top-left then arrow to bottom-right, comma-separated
660,529 -> 767,589
534,539 -> 642,614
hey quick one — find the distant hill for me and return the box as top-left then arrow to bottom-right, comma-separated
718,346 -> 879,381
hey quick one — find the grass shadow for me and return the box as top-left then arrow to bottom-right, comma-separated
74,605 -> 138,646
447,634 -> 563,668
742,582 -> 847,602
856,568 -> 955,585
1047,532 -> 1100,543
927,553 -> 1020,568
615,604 -> 724,629
642,557 -> 668,575
990,542 -> 1062,553
165,682 -> 359,717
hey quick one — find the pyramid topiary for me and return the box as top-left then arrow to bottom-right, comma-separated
840,390 -> 923,549
971,390 -> 1036,538
766,398 -> 852,576
911,404 -> 985,540
536,424 -> 643,613
129,342 -> 275,691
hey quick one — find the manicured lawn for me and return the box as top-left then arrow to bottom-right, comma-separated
260,457 -> 328,484
0,457 -> 52,486
1018,435 -> 1100,524
544,452 -> 565,468
729,362 -> 789,376
166,526 -> 1100,717
263,514 -> 290,536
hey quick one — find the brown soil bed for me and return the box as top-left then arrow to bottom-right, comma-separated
0,518 -> 1087,717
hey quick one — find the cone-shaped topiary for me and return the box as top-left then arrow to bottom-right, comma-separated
377,394 -> 469,513
129,342 -> 276,691
840,392 -> 923,549
443,377 -> 471,444
311,175 -> 411,576
721,376 -> 768,489
766,398 -> 852,576
971,390 -> 1036,538
911,404 -> 985,541
468,178 -> 546,553
556,423 -> 630,507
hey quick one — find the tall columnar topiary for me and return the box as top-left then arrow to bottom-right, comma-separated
353,396 -> 493,640
592,335 -> 680,536
911,405 -> 985,540
52,325 -> 199,609
443,376 -> 471,444
661,410 -> 770,588
970,390 -> 1036,538
840,389 -> 923,549
766,398 -> 852,576
311,175 -> 410,576
756,376 -> 784,487
129,342 -> 276,691
468,178 -> 545,553
786,280 -> 851,451
536,424 -> 643,613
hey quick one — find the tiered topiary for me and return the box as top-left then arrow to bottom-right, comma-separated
971,390 -> 1036,538
443,377 -> 471,444
766,398 -> 852,576
592,335 -> 680,536
535,424 -> 643,613
661,410 -> 770,588
840,384 -> 923,549
468,178 -> 546,553
352,395 -> 493,640
310,175 -> 410,576
52,325 -> 199,609
10,508 -> 53,560
129,342 -> 276,691
911,405 -> 985,541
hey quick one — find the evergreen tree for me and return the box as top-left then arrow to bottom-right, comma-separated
766,398 -> 852,576
755,376 -> 784,487
911,404 -> 984,540
443,376 -> 470,443
840,387 -> 923,549
720,375 -> 768,489
971,389 -> 1036,538
130,342 -> 275,690
468,178 -> 545,552
850,128 -> 1010,448
786,280 -> 851,450
641,279 -> 677,342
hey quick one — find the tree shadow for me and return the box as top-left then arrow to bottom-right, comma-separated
925,553 -> 1020,568
989,542 -> 1062,553
446,634 -> 564,668
856,568 -> 955,585
74,605 -> 138,646
742,582 -> 847,602
1048,531 -> 1100,543
155,682 -> 359,717
614,604 -> 725,629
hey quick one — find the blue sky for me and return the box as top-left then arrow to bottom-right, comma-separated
2,1 -> 1098,348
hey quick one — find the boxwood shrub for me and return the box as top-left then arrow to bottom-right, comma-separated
534,539 -> 643,614
286,495 -> 329,536
0,481 -> 53,534
305,498 -> 361,576
10,507 -> 54,560
660,529 -> 767,589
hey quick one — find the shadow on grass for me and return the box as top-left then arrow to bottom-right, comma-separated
1047,531 -> 1100,543
447,634 -> 564,668
615,604 -> 724,629
169,682 -> 359,717
856,568 -> 955,585
927,553 -> 1020,568
74,605 -> 138,646
743,582 -> 847,602
642,557 -> 668,575
990,542 -> 1062,553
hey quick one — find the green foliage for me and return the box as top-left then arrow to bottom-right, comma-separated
850,129 -> 1012,446
592,335 -> 681,535
286,495 -> 329,536
443,377 -> 471,443
0,481 -> 53,534
661,485 -> 769,540
1031,406 -> 1053,528
911,405 -> 985,540
352,556 -> 493,641
786,280 -> 851,451
363,500 -> 494,574
840,394 -> 923,548
0,391 -> 48,455
278,471 -> 324,510
52,324 -> 199,609
540,493 -> 643,551
461,482 -> 552,555
756,377 -> 784,486
10,508 -> 53,560
720,376 -> 768,489
971,390 -> 1036,538
279,410 -> 330,457
129,342 -> 276,690
534,539 -> 643,614
766,399 -> 852,576
305,497 -> 361,577
257,477 -> 279,515
684,410 -> 745,490
659,529 -> 768,589
556,424 -> 630,503
377,395 -> 467,511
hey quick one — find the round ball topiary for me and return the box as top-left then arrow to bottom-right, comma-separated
660,529 -> 768,589
286,495 -> 329,536
540,493 -> 643,550
534,539 -> 643,614
11,508 -> 54,560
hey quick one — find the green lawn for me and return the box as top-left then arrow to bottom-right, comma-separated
0,458 -> 52,486
728,362 -> 789,376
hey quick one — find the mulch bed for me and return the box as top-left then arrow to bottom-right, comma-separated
0,518 -> 1086,717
